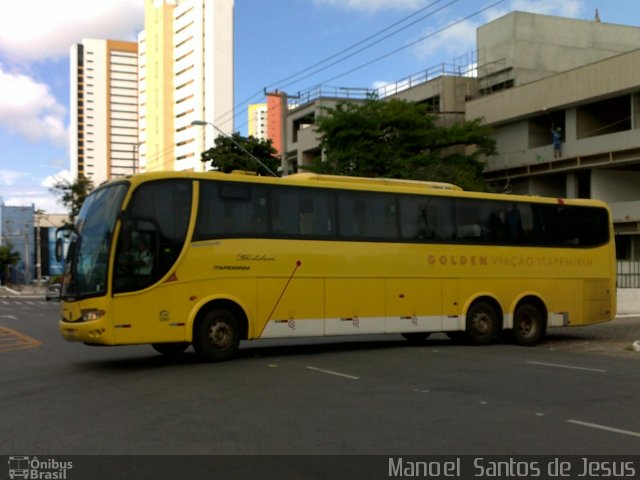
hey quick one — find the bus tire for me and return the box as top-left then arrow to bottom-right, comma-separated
193,307 -> 240,362
512,303 -> 546,347
401,332 -> 430,344
465,301 -> 499,346
151,342 -> 190,356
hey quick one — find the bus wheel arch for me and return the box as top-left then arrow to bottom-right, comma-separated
192,299 -> 248,362
464,296 -> 502,346
512,296 -> 547,347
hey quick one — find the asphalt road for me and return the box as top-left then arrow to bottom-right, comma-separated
1,298 -> 639,461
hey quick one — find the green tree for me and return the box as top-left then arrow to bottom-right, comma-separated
0,242 -> 20,285
50,174 -> 94,225
312,97 -> 496,191
200,134 -> 280,176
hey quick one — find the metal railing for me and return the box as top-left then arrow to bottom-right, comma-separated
617,260 -> 640,288
293,52 -> 479,107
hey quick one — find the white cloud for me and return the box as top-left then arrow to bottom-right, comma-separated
508,0 -> 584,18
39,170 -> 74,213
313,0 -> 424,12
0,66 -> 67,146
0,169 -> 28,187
412,0 -> 587,60
0,0 -> 144,62
372,78 -> 414,98
413,19 -> 478,61
42,170 -> 73,189
0,169 -> 71,213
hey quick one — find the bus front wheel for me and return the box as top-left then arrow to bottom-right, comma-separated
512,303 -> 546,346
193,307 -> 240,362
465,301 -> 499,346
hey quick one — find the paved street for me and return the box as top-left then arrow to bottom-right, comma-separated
1,297 -> 639,460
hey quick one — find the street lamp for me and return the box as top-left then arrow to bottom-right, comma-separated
191,120 -> 277,177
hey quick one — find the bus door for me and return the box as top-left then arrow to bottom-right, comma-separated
111,180 -> 193,344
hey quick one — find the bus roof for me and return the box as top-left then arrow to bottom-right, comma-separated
281,172 -> 463,191
109,170 -> 609,210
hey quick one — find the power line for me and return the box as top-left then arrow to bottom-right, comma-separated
143,1 -> 504,170
315,0 -> 507,86
276,0 -> 458,92
214,0 -> 460,128
271,0 -> 457,91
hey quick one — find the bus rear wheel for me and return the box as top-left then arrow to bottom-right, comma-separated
512,303 -> 546,346
151,342 -> 190,356
193,307 -> 240,362
465,301 -> 499,346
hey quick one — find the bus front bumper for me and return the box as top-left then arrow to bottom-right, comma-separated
59,309 -> 115,345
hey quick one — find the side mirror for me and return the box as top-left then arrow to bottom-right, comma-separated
54,224 -> 76,262
55,238 -> 64,262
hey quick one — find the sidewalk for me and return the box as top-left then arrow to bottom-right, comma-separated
617,288 -> 640,316
0,285 -> 47,298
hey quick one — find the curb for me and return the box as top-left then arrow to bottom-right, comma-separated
0,286 -> 20,295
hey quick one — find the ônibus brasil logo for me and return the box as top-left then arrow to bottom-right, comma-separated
8,456 -> 73,479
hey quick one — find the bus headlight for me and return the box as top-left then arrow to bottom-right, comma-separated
81,309 -> 106,322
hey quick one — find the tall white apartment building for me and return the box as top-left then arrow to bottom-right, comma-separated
248,103 -> 268,140
139,0 -> 234,173
70,39 -> 139,184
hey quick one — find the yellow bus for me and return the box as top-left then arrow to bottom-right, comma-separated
56,171 -> 616,361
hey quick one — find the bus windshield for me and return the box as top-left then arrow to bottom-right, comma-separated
62,183 -> 128,300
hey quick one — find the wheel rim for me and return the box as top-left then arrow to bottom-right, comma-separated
472,311 -> 492,335
208,320 -> 232,349
517,312 -> 537,338
516,312 -> 538,337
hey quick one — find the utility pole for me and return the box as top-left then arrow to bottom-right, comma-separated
23,228 -> 30,284
35,212 -> 42,286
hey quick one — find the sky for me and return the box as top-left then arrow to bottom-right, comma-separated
0,0 -> 638,213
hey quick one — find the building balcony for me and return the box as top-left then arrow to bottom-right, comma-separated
485,129 -> 640,180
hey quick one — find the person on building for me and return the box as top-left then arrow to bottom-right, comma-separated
551,126 -> 562,158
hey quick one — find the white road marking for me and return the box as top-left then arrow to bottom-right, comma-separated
567,420 -> 640,438
526,361 -> 607,373
306,366 -> 359,380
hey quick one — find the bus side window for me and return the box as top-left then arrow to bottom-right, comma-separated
366,195 -> 397,239
272,189 -> 300,235
299,213 -> 314,235
307,192 -> 335,236
431,198 -> 455,241
338,192 -> 359,237
115,180 -> 191,293
272,187 -> 335,237
504,203 -> 524,243
399,196 -> 435,241
195,182 -> 268,238
299,194 -> 316,236
339,191 -> 397,240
